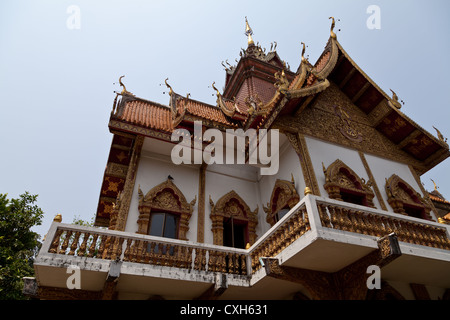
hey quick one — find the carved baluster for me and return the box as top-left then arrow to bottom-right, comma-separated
233,253 -> 239,274
142,241 -> 151,264
176,246 -> 185,268
148,242 -> 157,265
404,221 -> 419,245
110,237 -> 119,260
106,236 -> 117,259
59,230 -> 72,254
372,214 -> 384,237
288,217 -> 297,244
240,254 -> 246,275
137,240 -> 145,263
77,232 -> 90,256
96,235 -> 107,259
426,226 -> 440,248
207,250 -> 216,272
401,220 -> 413,243
345,208 -> 355,232
129,240 -> 138,262
317,204 -> 331,228
297,210 -> 306,236
68,231 -> 81,256
336,207 -> 347,231
303,209 -> 310,231
364,213 -> 377,236
86,234 -> 98,258
193,248 -> 199,270
329,206 -> 339,230
201,249 -> 207,271
348,211 -> 361,234
123,239 -> 132,261
187,247 -> 193,270
279,226 -> 286,252
49,229 -> 63,253
227,252 -> 234,274
117,238 -> 125,260
412,222 -> 423,245
438,229 -> 450,250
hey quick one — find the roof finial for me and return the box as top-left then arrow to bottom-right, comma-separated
431,179 -> 438,192
301,42 -> 307,62
245,16 -> 254,46
329,17 -> 337,39
164,78 -> 173,96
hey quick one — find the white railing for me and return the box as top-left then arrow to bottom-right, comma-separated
40,195 -> 450,277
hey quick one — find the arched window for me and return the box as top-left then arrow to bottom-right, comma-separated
263,177 -> 300,226
209,191 -> 258,248
322,159 -> 375,208
137,178 -> 196,240
385,174 -> 433,220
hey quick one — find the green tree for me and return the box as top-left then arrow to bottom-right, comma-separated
0,192 -> 44,300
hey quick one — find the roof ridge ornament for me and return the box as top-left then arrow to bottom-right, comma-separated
329,17 -> 337,39
388,89 -> 403,109
164,78 -> 173,96
432,126 -> 448,145
117,75 -> 134,96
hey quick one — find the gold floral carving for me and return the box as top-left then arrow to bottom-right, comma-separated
137,179 -> 196,240
322,159 -> 376,208
272,82 -> 427,174
263,178 -> 300,226
209,191 -> 258,246
385,174 -> 432,220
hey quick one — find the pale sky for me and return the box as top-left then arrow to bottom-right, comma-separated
1,0 -> 449,239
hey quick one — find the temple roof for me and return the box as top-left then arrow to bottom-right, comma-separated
95,17 -> 450,226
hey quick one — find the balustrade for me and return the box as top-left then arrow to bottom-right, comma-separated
45,195 -> 450,279
317,202 -> 450,250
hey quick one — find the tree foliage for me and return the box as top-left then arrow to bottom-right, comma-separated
0,192 -> 43,300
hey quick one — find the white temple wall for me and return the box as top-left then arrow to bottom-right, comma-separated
304,136 -> 384,209
258,137 -> 305,234
126,150 -> 199,241
205,165 -> 260,245
364,153 -> 426,213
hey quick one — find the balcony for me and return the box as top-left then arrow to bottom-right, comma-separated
33,194 -> 450,300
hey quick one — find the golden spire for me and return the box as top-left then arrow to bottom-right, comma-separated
245,16 -> 254,46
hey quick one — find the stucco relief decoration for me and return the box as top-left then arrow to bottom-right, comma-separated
263,175 -> 300,226
385,174 -> 432,220
334,104 -> 363,142
209,191 -> 258,246
137,178 -> 196,240
322,159 -> 375,207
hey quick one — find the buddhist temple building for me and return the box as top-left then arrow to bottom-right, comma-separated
28,17 -> 450,300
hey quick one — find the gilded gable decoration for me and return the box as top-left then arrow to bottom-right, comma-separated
385,174 -> 433,220
322,159 -> 375,207
334,104 -> 363,142
137,179 -> 196,240
209,191 -> 258,246
263,177 -> 300,226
